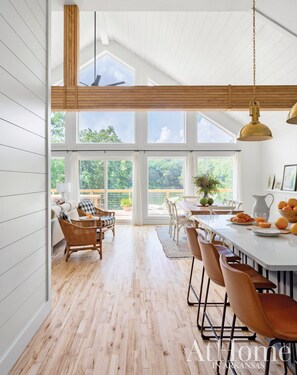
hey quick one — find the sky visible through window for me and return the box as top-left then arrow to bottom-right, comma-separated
79,54 -> 135,143
197,114 -> 234,143
148,112 -> 185,143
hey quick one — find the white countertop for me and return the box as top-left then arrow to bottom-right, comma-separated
193,215 -> 297,271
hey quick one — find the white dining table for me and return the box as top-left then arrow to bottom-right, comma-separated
193,214 -> 297,272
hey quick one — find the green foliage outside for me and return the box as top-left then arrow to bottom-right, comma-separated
148,159 -> 184,189
51,112 -> 65,143
51,159 -> 65,189
79,126 -> 122,143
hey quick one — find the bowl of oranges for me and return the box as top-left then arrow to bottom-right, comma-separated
278,198 -> 297,223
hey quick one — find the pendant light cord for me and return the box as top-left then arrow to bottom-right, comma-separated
252,0 -> 256,102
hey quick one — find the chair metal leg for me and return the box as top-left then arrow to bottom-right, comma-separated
265,339 -> 278,375
216,293 -> 228,373
225,314 -> 237,375
199,278 -> 255,341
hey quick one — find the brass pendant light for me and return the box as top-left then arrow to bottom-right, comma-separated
286,102 -> 297,124
237,0 -> 272,141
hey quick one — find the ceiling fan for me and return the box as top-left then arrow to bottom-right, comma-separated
80,12 -> 125,87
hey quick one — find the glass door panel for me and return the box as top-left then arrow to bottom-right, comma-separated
147,158 -> 184,216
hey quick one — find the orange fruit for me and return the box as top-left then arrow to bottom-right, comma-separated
294,206 -> 297,211
275,217 -> 289,229
278,201 -> 287,209
290,223 -> 297,235
282,205 -> 293,211
288,198 -> 297,208
258,222 -> 271,228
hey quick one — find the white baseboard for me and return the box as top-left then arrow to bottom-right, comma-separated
0,302 -> 51,375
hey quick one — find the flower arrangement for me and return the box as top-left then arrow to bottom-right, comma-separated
193,173 -> 221,198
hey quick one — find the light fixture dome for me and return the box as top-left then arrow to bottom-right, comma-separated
286,102 -> 297,124
237,101 -> 272,141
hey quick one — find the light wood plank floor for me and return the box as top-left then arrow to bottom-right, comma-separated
10,226 -> 287,375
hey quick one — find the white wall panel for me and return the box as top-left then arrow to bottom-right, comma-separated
0,0 -> 46,65
0,15 -> 46,82
0,228 -> 46,276
0,120 -> 46,155
25,0 -> 46,32
0,248 -> 46,302
0,266 -> 46,328
0,146 -> 46,173
0,211 -> 46,250
0,172 -> 45,197
0,283 -> 47,355
0,42 -> 46,101
0,192 -> 46,223
0,93 -> 45,138
10,0 -> 46,47
0,68 -> 45,119
0,0 -> 49,372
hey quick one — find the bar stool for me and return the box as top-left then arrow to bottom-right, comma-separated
220,254 -> 297,375
186,227 -> 241,330
198,237 -> 276,343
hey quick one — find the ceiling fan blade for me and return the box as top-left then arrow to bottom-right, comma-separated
105,81 -> 126,86
91,75 -> 101,86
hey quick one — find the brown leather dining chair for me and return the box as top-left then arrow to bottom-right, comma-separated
185,226 -> 241,331
198,237 -> 276,346
220,254 -> 297,375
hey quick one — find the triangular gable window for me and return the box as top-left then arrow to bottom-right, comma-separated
80,53 -> 135,86
197,114 -> 235,143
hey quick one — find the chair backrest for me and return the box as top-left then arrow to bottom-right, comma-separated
165,198 -> 173,218
198,237 -> 225,287
219,255 -> 274,338
185,227 -> 202,261
169,201 -> 179,221
78,200 -> 96,215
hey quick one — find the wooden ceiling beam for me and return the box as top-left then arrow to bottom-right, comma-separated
52,5 -> 297,112
51,85 -> 297,111
64,5 -> 79,87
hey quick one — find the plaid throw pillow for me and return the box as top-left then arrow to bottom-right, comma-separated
78,200 -> 96,215
59,210 -> 72,223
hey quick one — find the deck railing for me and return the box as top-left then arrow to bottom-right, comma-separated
51,188 -> 232,211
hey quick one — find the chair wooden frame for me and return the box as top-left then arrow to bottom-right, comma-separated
59,219 -> 102,261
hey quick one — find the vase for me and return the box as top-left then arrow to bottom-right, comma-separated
252,193 -> 274,221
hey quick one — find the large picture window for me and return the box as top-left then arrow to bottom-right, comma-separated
78,112 -> 135,144
197,156 -> 235,203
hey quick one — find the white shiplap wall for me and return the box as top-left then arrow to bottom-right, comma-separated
0,1 -> 50,374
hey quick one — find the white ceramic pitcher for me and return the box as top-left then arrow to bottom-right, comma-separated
252,193 -> 274,221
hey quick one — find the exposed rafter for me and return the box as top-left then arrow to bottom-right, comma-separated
51,5 -> 297,112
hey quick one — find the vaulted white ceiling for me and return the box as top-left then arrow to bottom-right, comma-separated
51,1 -> 297,129
51,1 -> 297,87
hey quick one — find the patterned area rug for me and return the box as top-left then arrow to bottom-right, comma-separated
155,226 -> 192,258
